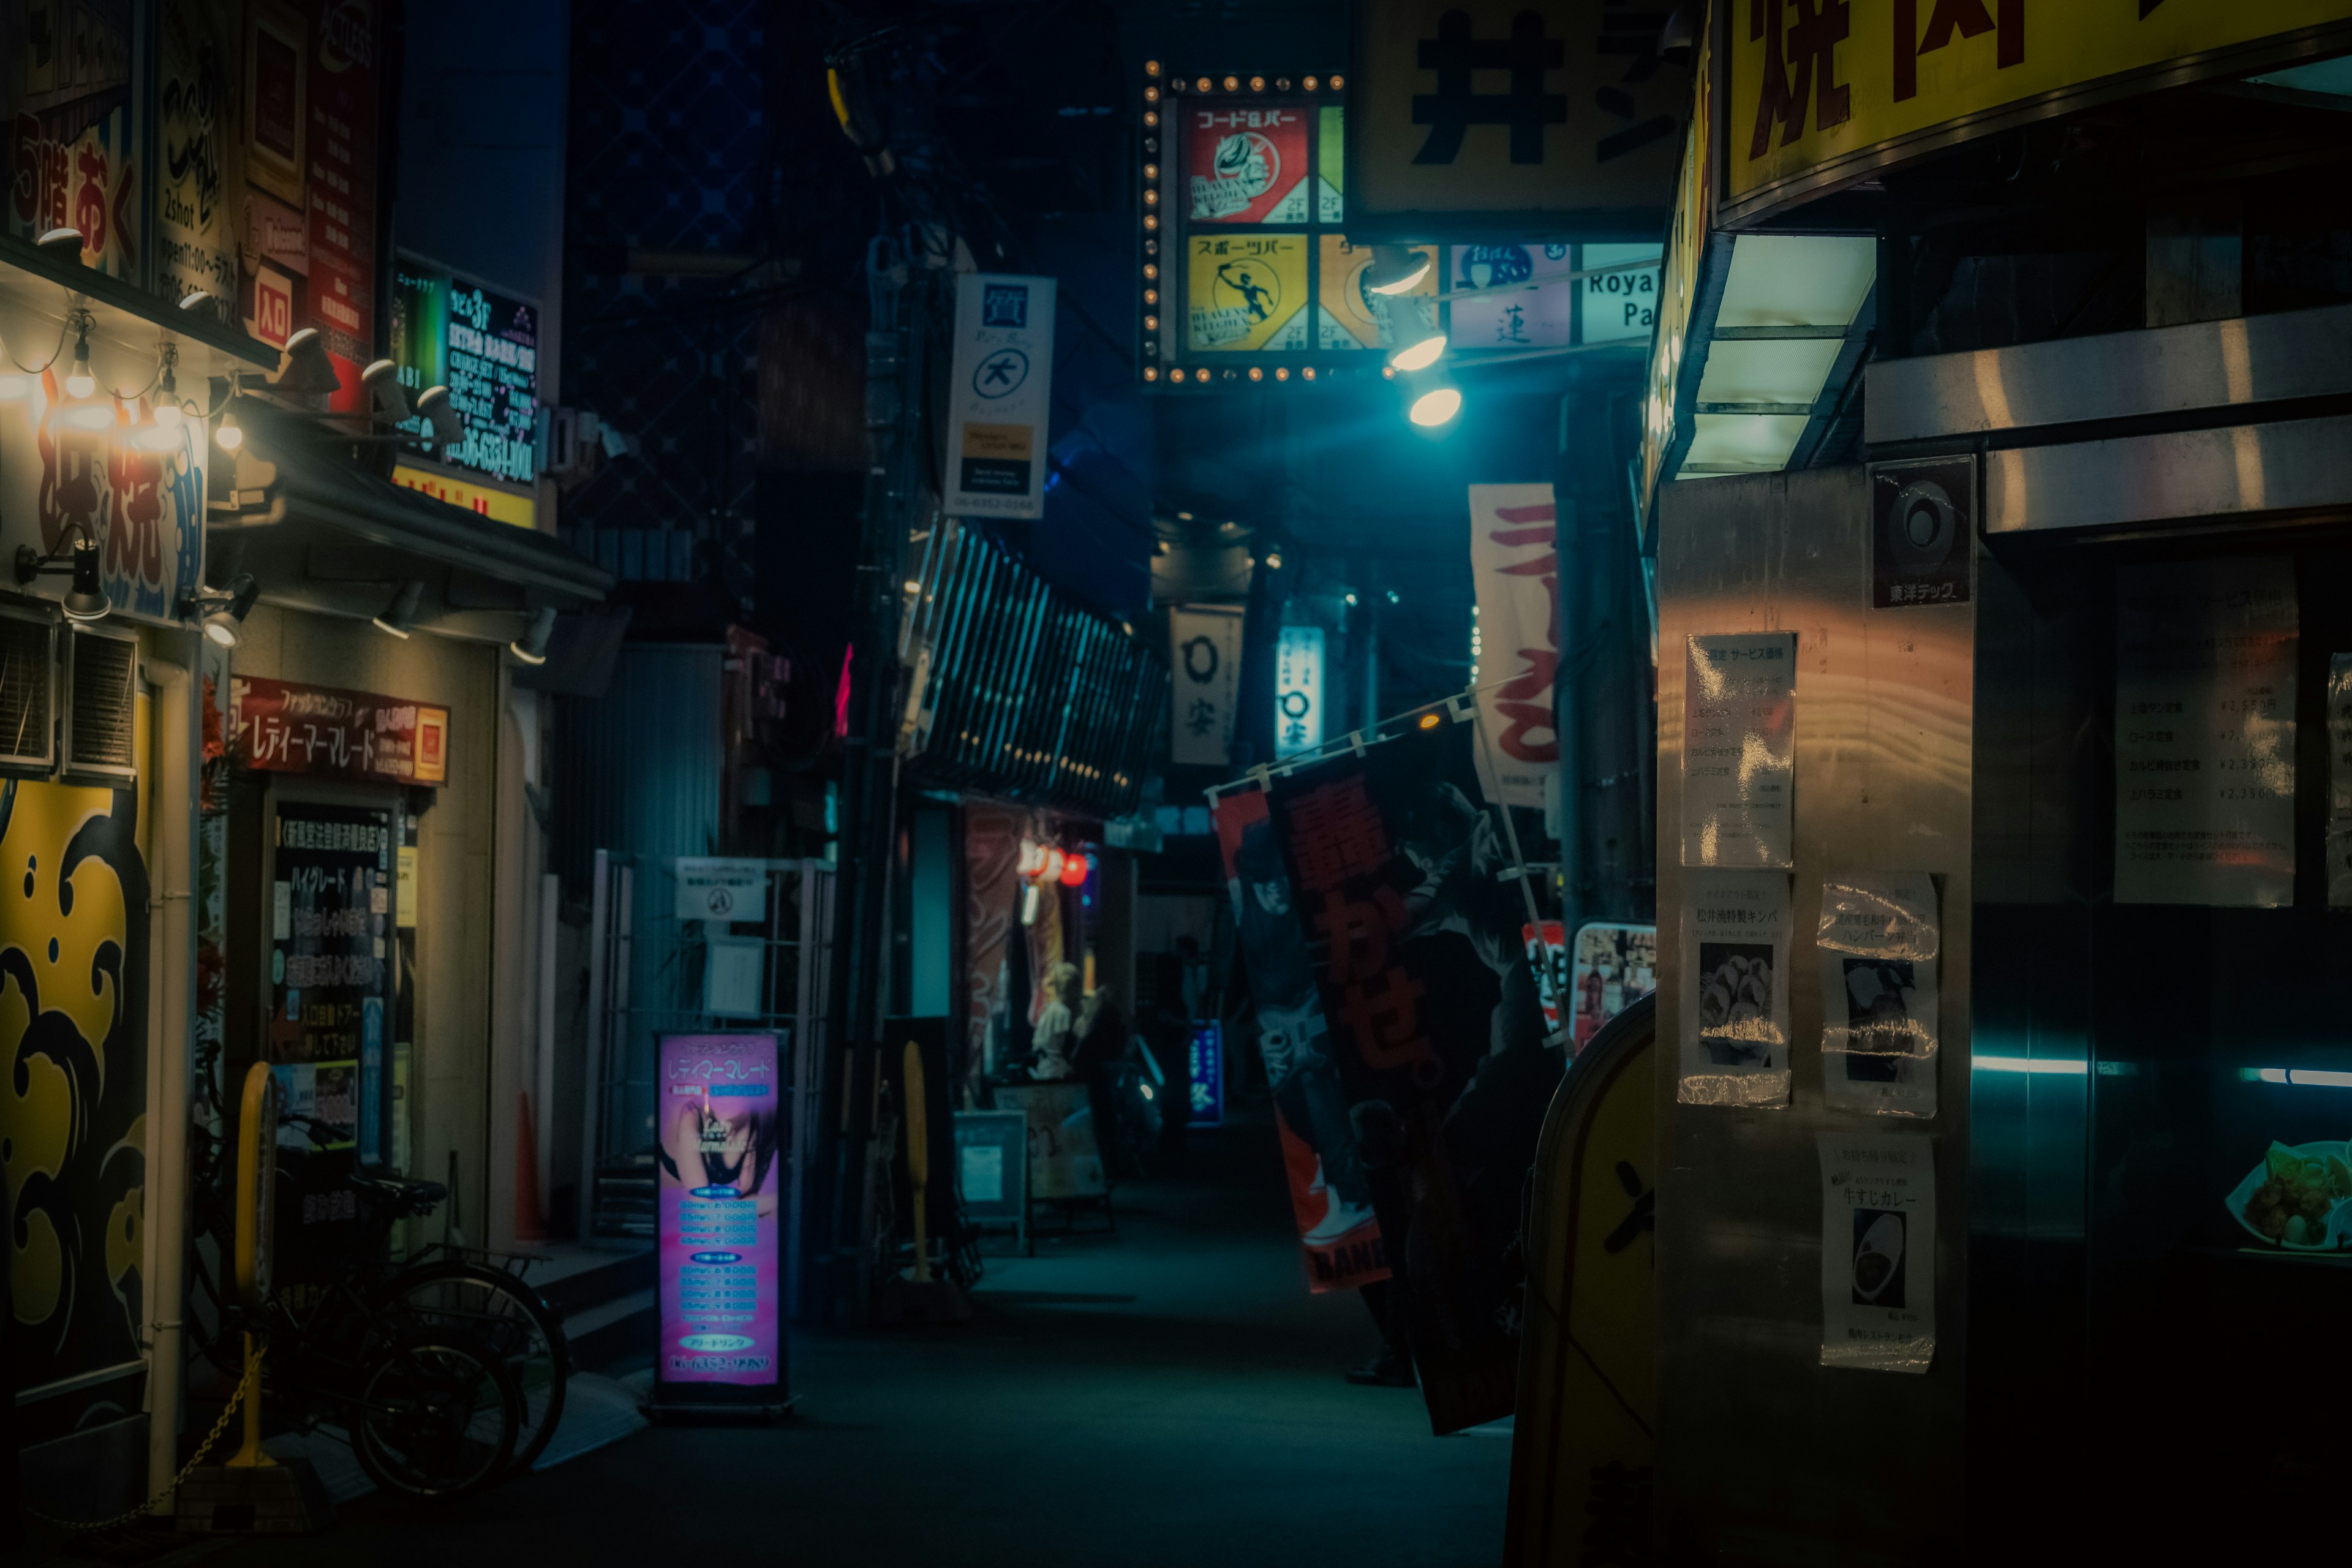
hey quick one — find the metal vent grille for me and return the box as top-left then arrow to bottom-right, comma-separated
62,627 -> 137,783
0,606 -> 56,775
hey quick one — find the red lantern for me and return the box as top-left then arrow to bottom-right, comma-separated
1059,851 -> 1090,888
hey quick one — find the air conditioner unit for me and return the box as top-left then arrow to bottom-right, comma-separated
61,624 -> 138,786
0,603 -> 56,777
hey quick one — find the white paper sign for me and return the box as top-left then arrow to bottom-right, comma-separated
1817,873 -> 1940,1120
674,857 -> 767,921
1169,605 -> 1246,767
944,273 -> 1057,520
1275,625 -> 1325,759
1468,483 -> 1559,809
1683,632 -> 1796,867
2114,557 -> 2297,907
1819,1131 -> 1936,1374
1677,870 -> 1791,1108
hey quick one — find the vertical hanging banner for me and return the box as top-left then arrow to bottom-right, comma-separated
158,0 -> 249,312
1817,874 -> 1941,1121
1274,625 -> 1326,758
1169,605 -> 1246,767
656,1032 -> 788,1412
1682,631 -> 1796,867
2,0 -> 145,277
944,273 -> 1057,520
2114,557 -> 2297,908
1818,1131 -> 1937,1374
1264,717 -> 1557,1433
2328,654 -> 2352,908
1678,870 -> 1791,1108
1346,0 -> 1691,241
1213,785 -> 1389,1294
1468,484 -> 1559,810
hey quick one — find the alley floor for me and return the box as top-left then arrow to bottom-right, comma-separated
189,1112 -> 1508,1568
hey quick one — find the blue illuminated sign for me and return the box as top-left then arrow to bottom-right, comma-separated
1188,1019 -> 1225,1127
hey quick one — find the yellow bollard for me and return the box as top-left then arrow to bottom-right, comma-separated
225,1063 -> 278,1469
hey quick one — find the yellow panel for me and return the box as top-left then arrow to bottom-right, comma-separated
1728,2 -> 2352,205
1186,235 -> 1311,353
1316,237 -> 1437,352
391,464 -> 538,529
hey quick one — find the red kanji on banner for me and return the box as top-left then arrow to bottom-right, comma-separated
1315,886 -> 1406,982
1287,774 -> 1390,895
1338,967 -> 1439,1081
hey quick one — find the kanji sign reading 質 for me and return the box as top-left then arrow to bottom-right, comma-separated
1346,0 -> 1691,241
233,677 -> 451,786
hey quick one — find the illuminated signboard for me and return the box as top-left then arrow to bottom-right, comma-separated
1188,1020 -> 1225,1127
656,1032 -> 788,1411
390,255 -> 540,488
1275,625 -> 1325,759
1141,67 -> 1659,389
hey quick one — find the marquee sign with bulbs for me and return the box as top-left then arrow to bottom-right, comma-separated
1137,61 -> 1665,393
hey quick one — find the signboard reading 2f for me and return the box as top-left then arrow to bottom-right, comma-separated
1725,1 -> 2352,225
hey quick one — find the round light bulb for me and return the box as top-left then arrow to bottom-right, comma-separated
1409,387 -> 1463,426
1389,333 -> 1447,372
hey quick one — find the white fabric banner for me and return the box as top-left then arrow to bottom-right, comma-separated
1169,605 -> 1245,767
1467,483 -> 1558,809
944,273 -> 1057,520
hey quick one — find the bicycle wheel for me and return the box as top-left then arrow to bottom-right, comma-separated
350,1334 -> 519,1500
378,1262 -> 570,1474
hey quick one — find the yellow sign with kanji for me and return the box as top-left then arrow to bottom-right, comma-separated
1186,235 -> 1311,352
1727,1 -> 2352,222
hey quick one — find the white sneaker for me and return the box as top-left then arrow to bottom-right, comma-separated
1308,1158 -> 1327,1197
1305,1196 -> 1374,1246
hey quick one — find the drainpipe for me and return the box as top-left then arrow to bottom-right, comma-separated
146,649 -> 197,1513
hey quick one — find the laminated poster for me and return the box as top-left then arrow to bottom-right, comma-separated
1678,871 -> 1792,1108
1682,633 -> 1796,868
1817,873 -> 1940,1120
2114,557 -> 2297,908
1818,1131 -> 1936,1374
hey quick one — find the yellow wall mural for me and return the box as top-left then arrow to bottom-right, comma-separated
0,742 -> 151,1400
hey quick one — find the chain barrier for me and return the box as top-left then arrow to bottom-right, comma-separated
23,1344 -> 268,1535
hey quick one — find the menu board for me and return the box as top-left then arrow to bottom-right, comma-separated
1682,633 -> 1798,867
656,1033 -> 785,1402
2114,559 -> 2297,907
1187,234 -> 1311,352
271,802 -> 396,1167
1186,102 -> 1310,223
390,257 -> 541,486
232,676 -> 451,786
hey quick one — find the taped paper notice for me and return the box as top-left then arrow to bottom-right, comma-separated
1819,1131 -> 1936,1374
1678,870 -> 1792,1108
1818,873 -> 1940,1120
1682,633 -> 1796,868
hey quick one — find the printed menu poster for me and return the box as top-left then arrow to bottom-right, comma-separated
1817,873 -> 1941,1120
1683,633 -> 1797,867
2114,558 -> 2297,907
270,803 -> 395,1166
1818,1131 -> 1936,1374
1678,871 -> 1792,1107
657,1033 -> 784,1398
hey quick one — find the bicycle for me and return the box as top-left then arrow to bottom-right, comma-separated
189,1116 -> 571,1490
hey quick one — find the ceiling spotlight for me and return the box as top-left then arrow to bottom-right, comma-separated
1409,386 -> 1463,426
1365,245 -> 1431,296
64,325 -> 94,400
1265,549 -> 1284,570
17,537 -> 109,621
1385,589 -> 1401,605
415,385 -> 461,448
195,573 -> 261,648
1175,510 -> 1194,521
214,405 -> 244,452
373,579 -> 424,639
1344,592 -> 1359,606
272,327 -> 343,397
362,358 -> 410,423
510,605 -> 557,666
1390,333 -> 1447,372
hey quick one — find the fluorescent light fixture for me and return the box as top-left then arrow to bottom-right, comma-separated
2245,1066 -> 2352,1088
1972,1056 -> 2089,1075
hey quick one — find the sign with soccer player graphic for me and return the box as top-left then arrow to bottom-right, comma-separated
1347,0 -> 1692,240
1186,102 -> 1311,223
1261,713 -> 1559,1434
1186,235 -> 1311,352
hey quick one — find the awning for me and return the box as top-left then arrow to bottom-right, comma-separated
209,409 -> 610,644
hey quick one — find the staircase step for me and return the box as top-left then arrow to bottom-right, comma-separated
533,1246 -> 654,1317
564,1286 -> 658,1369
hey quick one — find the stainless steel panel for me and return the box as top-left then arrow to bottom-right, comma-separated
1865,303 -> 2352,443
1983,413 -> 2352,536
1655,466 -> 1973,1564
